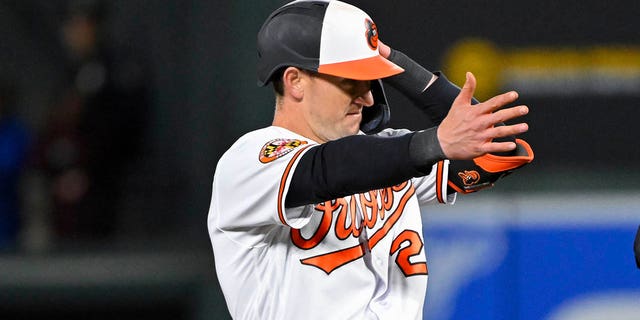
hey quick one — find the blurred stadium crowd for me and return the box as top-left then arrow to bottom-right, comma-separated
1,0 -> 148,252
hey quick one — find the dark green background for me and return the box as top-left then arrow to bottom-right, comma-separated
1,0 -> 638,318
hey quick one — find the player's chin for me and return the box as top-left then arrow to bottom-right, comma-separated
332,124 -> 361,139
345,113 -> 362,126
346,115 -> 362,130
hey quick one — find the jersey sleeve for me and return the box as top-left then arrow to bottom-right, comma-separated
411,160 -> 456,205
209,128 -> 317,246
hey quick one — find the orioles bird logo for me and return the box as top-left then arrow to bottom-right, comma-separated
458,170 -> 480,186
365,19 -> 378,50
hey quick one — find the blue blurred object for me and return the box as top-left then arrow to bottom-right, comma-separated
0,115 -> 30,249
634,225 -> 640,269
422,195 -> 640,320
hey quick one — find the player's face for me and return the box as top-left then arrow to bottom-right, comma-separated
303,72 -> 374,142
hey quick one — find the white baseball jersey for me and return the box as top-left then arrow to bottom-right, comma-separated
207,126 -> 455,320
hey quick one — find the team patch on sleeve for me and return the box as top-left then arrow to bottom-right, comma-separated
259,138 -> 308,163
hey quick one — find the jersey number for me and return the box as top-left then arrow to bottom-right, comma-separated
390,230 -> 428,277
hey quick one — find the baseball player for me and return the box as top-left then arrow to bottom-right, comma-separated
207,1 -> 533,319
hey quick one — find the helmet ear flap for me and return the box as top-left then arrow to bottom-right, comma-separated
360,79 -> 391,134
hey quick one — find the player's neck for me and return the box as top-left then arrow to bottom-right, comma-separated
273,105 -> 324,143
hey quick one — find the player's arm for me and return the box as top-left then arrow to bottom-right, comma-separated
381,42 -> 509,142
285,129 -> 444,208
287,71 -> 530,207
382,44 -> 520,153
383,45 -> 517,152
381,43 -> 534,194
382,48 -> 459,124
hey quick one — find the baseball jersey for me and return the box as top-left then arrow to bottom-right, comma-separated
207,125 -> 455,320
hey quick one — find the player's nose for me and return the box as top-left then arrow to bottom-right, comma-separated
356,90 -> 374,107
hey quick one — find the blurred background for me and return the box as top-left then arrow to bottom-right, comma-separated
0,0 -> 638,319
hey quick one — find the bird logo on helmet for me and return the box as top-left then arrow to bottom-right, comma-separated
365,19 -> 379,50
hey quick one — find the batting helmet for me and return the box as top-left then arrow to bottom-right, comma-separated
257,0 -> 403,134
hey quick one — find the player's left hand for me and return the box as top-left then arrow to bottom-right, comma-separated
437,72 -> 529,159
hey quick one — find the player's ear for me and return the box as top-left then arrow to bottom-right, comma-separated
283,67 -> 304,100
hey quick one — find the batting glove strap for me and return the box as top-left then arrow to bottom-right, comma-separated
448,138 -> 534,194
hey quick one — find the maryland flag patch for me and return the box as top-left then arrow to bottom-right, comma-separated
259,138 -> 308,163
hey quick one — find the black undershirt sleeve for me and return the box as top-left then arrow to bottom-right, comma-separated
285,128 -> 445,208
386,48 -> 515,165
384,49 -> 480,124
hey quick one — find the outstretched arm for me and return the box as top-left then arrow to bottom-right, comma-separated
381,41 -> 534,193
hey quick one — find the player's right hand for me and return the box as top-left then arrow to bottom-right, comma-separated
436,72 -> 529,160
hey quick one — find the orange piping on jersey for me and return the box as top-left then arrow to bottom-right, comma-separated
368,181 -> 414,250
436,160 -> 446,203
277,144 -> 314,226
300,243 -> 366,275
447,180 -> 466,194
